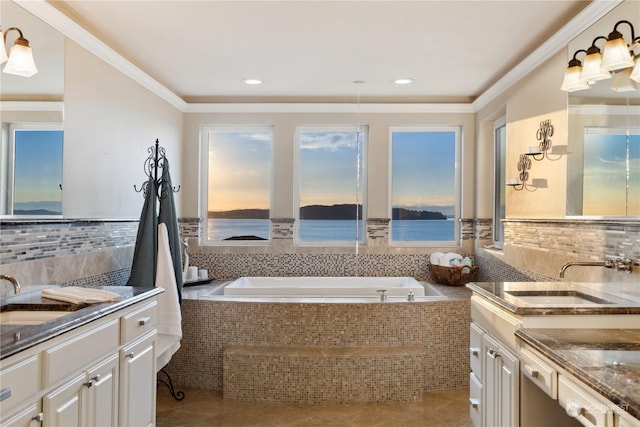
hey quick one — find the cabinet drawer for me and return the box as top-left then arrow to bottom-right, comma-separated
470,323 -> 483,380
520,346 -> 557,399
43,319 -> 119,387
0,355 -> 39,416
617,411 -> 640,427
121,300 -> 157,344
559,375 -> 614,427
469,373 -> 483,427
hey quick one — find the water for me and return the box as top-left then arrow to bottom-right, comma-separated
208,219 -> 454,242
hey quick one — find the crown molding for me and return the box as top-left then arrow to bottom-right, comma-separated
184,102 -> 475,114
569,104 -> 640,116
472,0 -> 623,112
0,101 -> 64,112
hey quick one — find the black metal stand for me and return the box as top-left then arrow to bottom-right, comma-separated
157,368 -> 185,401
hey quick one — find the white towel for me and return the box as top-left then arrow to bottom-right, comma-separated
155,223 -> 182,371
41,286 -> 120,304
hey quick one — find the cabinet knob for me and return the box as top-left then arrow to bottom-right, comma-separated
488,349 -> 501,359
126,352 -> 135,359
565,400 -> 583,418
469,347 -> 480,356
524,365 -> 538,378
469,398 -> 480,409
138,316 -> 151,326
0,388 -> 11,402
31,412 -> 44,422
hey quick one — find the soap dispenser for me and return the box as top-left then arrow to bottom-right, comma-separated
407,289 -> 415,301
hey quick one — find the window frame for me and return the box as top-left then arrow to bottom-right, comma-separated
388,125 -> 462,247
492,116 -> 506,249
199,124 -> 274,246
293,124 -> 368,246
1,122 -> 64,218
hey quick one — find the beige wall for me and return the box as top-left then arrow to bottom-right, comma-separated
181,111 -> 476,221
63,40 -> 184,219
476,51 -> 569,220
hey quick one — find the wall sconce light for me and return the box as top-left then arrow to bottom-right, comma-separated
0,26 -> 38,77
561,19 -> 639,92
507,154 -> 536,191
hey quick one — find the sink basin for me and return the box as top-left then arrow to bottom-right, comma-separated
0,310 -> 69,325
505,290 -> 613,306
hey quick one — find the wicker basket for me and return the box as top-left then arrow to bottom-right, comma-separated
429,264 -> 479,287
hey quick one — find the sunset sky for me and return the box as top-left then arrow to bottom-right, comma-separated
207,127 -> 457,213
583,132 -> 640,216
13,129 -> 63,206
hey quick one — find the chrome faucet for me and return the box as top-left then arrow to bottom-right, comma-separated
0,274 -> 21,295
559,258 -> 633,278
376,289 -> 387,301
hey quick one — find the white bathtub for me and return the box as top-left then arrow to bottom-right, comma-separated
223,276 -> 445,299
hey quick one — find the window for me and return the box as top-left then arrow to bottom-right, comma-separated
1,124 -> 64,216
200,126 -> 272,243
582,127 -> 639,216
493,117 -> 506,248
390,126 -> 460,245
295,126 -> 367,244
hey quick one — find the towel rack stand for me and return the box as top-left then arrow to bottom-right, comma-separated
134,139 -> 180,199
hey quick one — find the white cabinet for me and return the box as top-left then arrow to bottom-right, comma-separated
119,332 -> 156,427
0,296 -> 158,427
0,402 -> 42,427
470,321 -> 519,427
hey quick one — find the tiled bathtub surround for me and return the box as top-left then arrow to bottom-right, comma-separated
163,288 -> 471,397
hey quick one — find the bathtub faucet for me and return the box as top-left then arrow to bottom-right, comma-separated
559,258 -> 633,278
376,289 -> 387,301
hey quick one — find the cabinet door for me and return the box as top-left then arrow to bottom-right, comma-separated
482,333 -> 520,427
119,332 -> 156,427
43,374 -> 85,427
85,354 -> 119,427
482,333 -> 499,427
1,402 -> 42,427
497,345 -> 519,427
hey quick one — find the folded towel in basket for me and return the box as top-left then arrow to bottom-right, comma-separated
41,286 -> 120,304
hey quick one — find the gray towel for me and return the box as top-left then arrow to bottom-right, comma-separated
127,175 -> 158,287
158,158 -> 184,303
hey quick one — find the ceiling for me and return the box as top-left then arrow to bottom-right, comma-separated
42,0 -> 593,104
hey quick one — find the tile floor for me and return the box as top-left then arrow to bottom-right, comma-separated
156,386 -> 473,426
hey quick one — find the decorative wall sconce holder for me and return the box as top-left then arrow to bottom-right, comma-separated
527,119 -> 561,161
507,154 -> 537,191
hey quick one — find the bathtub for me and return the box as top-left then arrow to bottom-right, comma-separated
222,276 -> 445,299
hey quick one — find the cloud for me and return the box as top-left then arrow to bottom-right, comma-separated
299,131 -> 358,151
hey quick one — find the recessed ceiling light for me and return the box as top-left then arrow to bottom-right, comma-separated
242,78 -> 262,85
394,78 -> 414,85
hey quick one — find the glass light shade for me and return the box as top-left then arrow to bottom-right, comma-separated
580,52 -> 611,83
601,37 -> 634,71
0,30 -> 8,64
561,65 -> 589,92
630,58 -> 640,83
610,68 -> 637,92
2,43 -> 38,77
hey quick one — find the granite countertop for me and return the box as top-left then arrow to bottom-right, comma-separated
0,286 -> 163,360
516,328 -> 640,420
466,282 -> 640,315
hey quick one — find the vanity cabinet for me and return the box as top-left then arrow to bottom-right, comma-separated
0,296 -> 158,427
469,321 -> 519,427
518,341 -> 639,427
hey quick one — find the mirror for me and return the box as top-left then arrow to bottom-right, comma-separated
0,0 -> 65,217
566,0 -> 640,217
